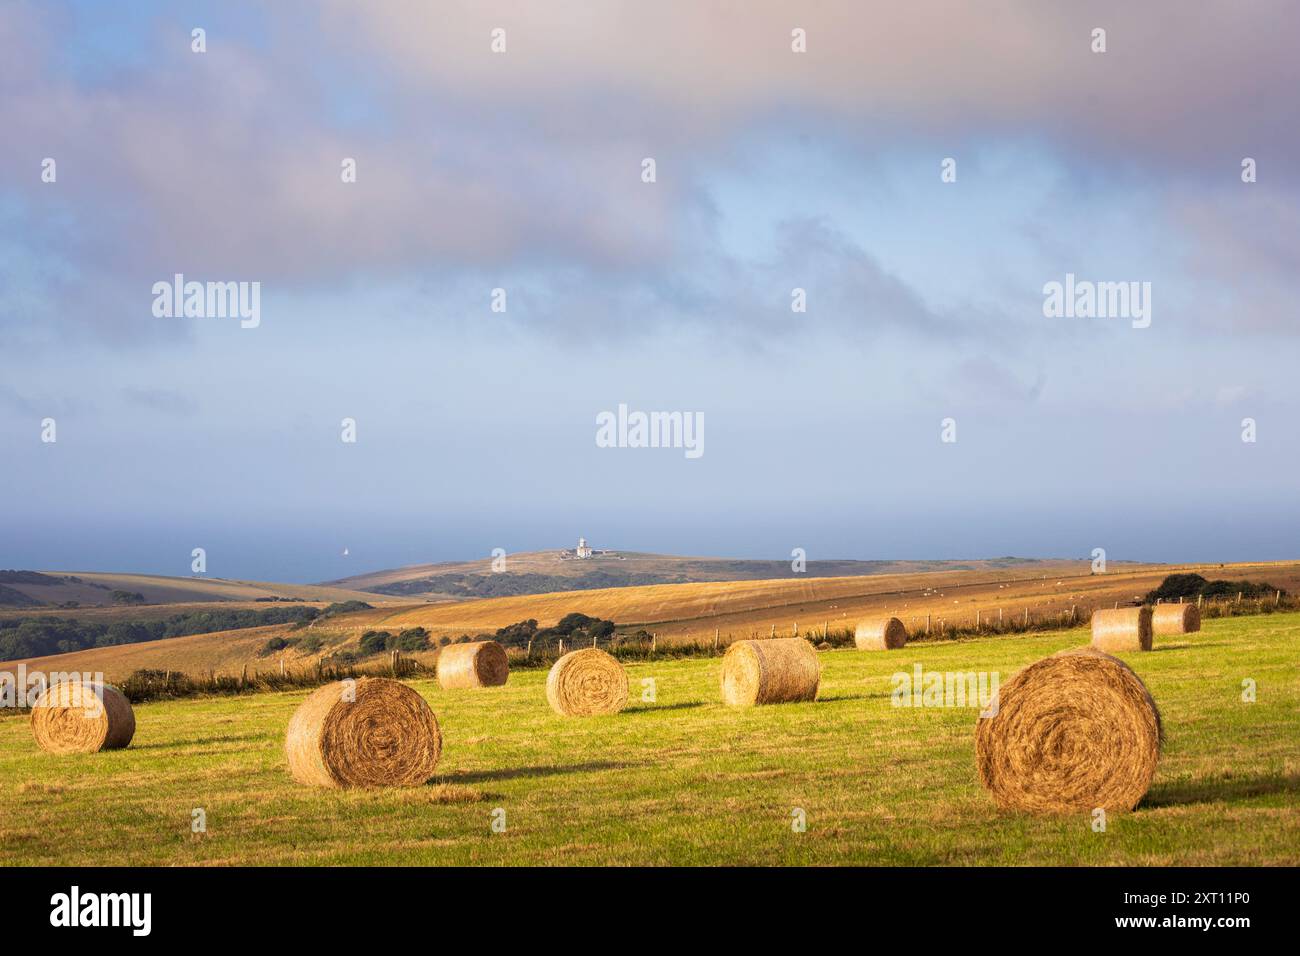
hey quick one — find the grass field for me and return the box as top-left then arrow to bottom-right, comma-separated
2,615 -> 1297,865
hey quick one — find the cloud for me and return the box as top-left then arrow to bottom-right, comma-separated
120,386 -> 199,416
2,0 -> 1298,354
324,0 -> 1300,176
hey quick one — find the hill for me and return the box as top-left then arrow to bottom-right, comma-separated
0,570 -> 391,610
324,550 -> 1082,600
8,559 -> 1300,683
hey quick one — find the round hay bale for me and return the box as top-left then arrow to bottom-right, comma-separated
437,640 -> 509,689
854,616 -> 907,650
30,680 -> 135,754
546,648 -> 628,717
975,647 -> 1162,814
720,637 -> 820,707
284,677 -> 441,788
1152,603 -> 1201,635
1090,606 -> 1153,652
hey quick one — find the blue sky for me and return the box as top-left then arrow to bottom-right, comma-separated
2,1 -> 1298,582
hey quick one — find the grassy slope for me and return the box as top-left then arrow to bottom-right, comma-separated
1,615 -> 1296,865
3,572 -> 389,609
6,560 -> 1300,685
326,551 -> 1085,595
330,559 -> 1300,640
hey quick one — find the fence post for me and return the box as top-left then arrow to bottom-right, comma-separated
526,639 -> 533,659
559,639 -> 565,657
713,628 -> 719,651
925,613 -> 931,635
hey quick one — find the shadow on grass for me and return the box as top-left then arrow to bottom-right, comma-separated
1149,641 -> 1230,652
817,692 -> 892,703
623,701 -> 707,714
131,732 -> 267,749
1144,773 -> 1300,808
444,760 -> 647,784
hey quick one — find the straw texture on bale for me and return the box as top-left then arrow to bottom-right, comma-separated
1090,606 -> 1154,652
546,648 -> 628,717
1152,603 -> 1201,635
284,678 -> 441,788
975,647 -> 1162,814
30,680 -> 135,754
437,640 -> 509,689
720,637 -> 821,706
854,616 -> 908,650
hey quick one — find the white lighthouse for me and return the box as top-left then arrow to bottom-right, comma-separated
576,537 -> 593,559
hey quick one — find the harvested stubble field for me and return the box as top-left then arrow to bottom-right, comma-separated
9,560 -> 1299,684
1,614 -> 1297,866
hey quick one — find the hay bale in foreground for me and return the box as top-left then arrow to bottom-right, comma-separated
720,637 -> 820,706
30,680 -> 135,754
285,678 -> 441,788
854,616 -> 907,651
546,648 -> 628,717
975,647 -> 1161,814
1090,606 -> 1153,652
437,640 -> 509,689
1152,603 -> 1201,635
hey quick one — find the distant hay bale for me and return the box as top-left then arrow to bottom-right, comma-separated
854,616 -> 908,650
30,680 -> 135,754
284,678 -> 441,788
437,640 -> 509,689
1152,603 -> 1201,635
1090,606 -> 1153,652
975,647 -> 1162,814
720,637 -> 821,706
546,648 -> 628,717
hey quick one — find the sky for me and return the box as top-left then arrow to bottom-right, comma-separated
2,1 -> 1298,583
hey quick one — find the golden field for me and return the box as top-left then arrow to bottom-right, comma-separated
6,560 -> 1300,684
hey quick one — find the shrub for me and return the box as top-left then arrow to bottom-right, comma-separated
395,628 -> 430,652
259,636 -> 300,656
1145,573 -> 1283,604
321,600 -> 373,617
358,630 -> 393,656
495,618 -> 539,648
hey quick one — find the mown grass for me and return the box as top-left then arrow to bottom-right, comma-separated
1,615 -> 1297,866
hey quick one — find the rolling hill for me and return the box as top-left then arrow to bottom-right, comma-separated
324,550 -> 1083,600
8,558 -> 1300,684
0,570 -> 394,611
